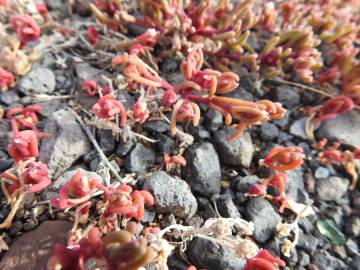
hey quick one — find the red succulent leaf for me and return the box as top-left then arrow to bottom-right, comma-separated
82,80 -> 98,96
7,130 -> 39,163
0,67 -> 14,91
248,183 -> 267,197
86,26 -> 98,45
353,148 -> 360,159
317,67 -> 339,84
24,161 -> 51,193
265,173 -> 288,195
319,149 -> 343,164
36,4 -> 49,20
244,249 -> 285,270
11,15 -> 41,46
92,95 -> 127,126
47,244 -> 84,270
131,98 -> 149,124
312,95 -> 354,126
262,146 -> 304,171
79,227 -> 104,259
162,89 -> 177,107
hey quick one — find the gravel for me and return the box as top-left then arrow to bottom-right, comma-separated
316,177 -> 349,202
260,122 -> 280,141
19,68 -> 56,95
272,85 -> 300,109
186,237 -> 245,269
181,142 -> 221,197
143,171 -> 197,219
39,109 -> 91,178
216,192 -> 241,218
124,143 -> 156,175
214,127 -> 254,167
245,197 -> 281,243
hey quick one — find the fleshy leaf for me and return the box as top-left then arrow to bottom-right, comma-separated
316,219 -> 346,245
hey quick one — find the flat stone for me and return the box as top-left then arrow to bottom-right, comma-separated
39,109 -> 91,178
143,171 -> 197,218
316,111 -> 360,147
0,220 -> 72,270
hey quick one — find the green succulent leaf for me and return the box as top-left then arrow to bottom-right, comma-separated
316,219 -> 346,245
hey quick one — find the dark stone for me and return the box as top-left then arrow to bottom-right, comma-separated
298,218 -> 314,234
117,92 -> 135,110
143,171 -> 197,218
245,197 -> 281,243
272,85 -> 300,109
116,138 -> 135,156
143,120 -> 169,133
0,91 -> 20,105
197,196 -> 217,220
216,192 -> 241,218
277,131 -> 293,144
156,133 -> 175,153
297,231 -> 318,253
98,129 -> 116,154
204,110 -> 223,133
345,216 -> 360,237
124,143 -> 155,175
181,142 -> 221,197
0,159 -> 13,172
260,122 -> 279,141
214,127 -> 254,167
284,167 -> 309,203
186,237 -> 245,270
160,57 -> 179,74
298,250 -> 310,266
74,0 -> 92,16
273,111 -> 290,128
311,250 -> 338,270
126,24 -> 146,37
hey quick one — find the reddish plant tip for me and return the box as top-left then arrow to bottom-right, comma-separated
162,89 -> 177,108
86,26 -> 98,45
164,153 -> 186,172
0,67 -> 15,91
248,183 -> 267,197
92,95 -> 127,126
82,80 -> 98,96
36,4 -> 49,20
7,130 -> 39,163
11,15 -> 41,46
47,244 -> 83,270
262,146 -> 304,171
24,161 -> 51,193
244,249 -> 285,270
130,98 -> 150,124
353,148 -> 360,159
312,95 -> 354,126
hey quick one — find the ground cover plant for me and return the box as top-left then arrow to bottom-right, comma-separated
0,0 -> 360,269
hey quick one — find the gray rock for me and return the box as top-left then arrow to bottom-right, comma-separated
245,197 -> 281,243
51,169 -> 104,191
159,57 -> 178,74
298,250 -> 310,266
345,216 -> 360,237
141,209 -> 155,223
143,120 -> 169,133
37,100 -> 65,117
205,110 -> 223,133
345,239 -> 359,256
273,111 -> 290,128
351,256 -> 360,270
117,92 -> 135,110
297,231 -> 318,253
76,63 -> 101,82
289,117 -> 308,139
186,237 -> 245,270
314,167 -> 330,179
0,160 -> 13,172
273,85 -> 300,109
316,177 -> 349,202
124,143 -> 155,175
235,175 -> 260,192
197,196 -> 217,220
285,167 -> 309,203
116,139 -> 135,156
317,111 -> 360,147
0,91 -> 19,105
143,171 -> 197,218
39,109 -> 91,178
260,123 -> 279,141
156,134 -> 174,153
19,68 -> 56,95
298,218 -> 314,234
98,129 -> 116,154
311,250 -> 338,270
181,142 -> 221,197
214,128 -> 254,167
217,193 -> 241,218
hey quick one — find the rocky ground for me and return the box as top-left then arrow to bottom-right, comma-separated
0,1 -> 360,270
